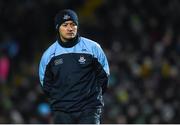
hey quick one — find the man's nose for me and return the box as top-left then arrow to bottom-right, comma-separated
67,25 -> 73,30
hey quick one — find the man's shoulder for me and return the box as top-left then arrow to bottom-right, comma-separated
80,37 -> 101,48
41,41 -> 57,59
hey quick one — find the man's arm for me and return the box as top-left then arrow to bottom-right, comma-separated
39,53 -> 53,97
93,44 -> 110,94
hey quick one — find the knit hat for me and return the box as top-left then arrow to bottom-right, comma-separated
55,9 -> 78,30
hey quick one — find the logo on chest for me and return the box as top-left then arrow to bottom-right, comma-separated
78,56 -> 86,64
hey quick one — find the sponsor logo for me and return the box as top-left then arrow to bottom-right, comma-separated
54,58 -> 63,65
81,49 -> 87,52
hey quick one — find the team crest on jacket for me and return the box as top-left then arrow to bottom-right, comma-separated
78,56 -> 86,64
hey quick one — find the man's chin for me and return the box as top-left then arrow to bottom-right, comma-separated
66,36 -> 76,40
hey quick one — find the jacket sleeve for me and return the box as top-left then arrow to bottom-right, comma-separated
93,44 -> 110,94
39,52 -> 53,97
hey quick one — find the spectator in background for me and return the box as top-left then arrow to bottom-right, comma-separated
0,50 -> 10,83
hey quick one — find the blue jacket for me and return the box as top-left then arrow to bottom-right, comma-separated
39,36 -> 110,112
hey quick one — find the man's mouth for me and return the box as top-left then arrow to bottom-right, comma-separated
67,33 -> 74,35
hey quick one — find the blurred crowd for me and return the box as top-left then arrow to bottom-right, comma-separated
0,0 -> 180,123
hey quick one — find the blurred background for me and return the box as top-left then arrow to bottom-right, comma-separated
0,0 -> 180,123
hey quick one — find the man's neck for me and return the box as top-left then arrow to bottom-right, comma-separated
58,35 -> 79,48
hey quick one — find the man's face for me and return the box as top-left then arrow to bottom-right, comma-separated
59,20 -> 78,42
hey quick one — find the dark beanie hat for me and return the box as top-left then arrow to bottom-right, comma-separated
55,9 -> 78,30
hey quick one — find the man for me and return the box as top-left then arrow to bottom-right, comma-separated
39,9 -> 110,124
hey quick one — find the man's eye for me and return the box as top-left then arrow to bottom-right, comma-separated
72,23 -> 77,26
